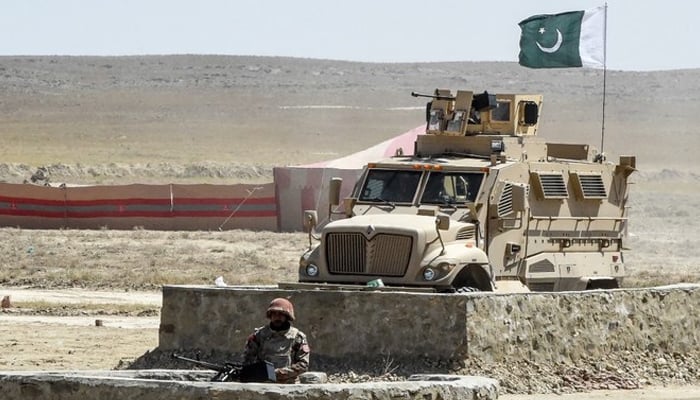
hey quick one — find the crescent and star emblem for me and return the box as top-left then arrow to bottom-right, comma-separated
536,27 -> 563,53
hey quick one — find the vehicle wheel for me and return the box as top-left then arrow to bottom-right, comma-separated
451,264 -> 494,292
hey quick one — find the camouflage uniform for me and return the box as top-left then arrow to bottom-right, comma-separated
243,324 -> 310,383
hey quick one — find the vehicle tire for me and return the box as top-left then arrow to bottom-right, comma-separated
451,264 -> 493,292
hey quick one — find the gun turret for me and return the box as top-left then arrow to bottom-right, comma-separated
413,88 -> 542,137
172,353 -> 276,383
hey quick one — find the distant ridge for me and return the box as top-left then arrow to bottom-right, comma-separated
1,55 -> 698,174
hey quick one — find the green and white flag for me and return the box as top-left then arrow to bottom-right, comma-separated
519,6 -> 605,69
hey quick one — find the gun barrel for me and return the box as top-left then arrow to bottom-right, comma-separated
411,91 -> 455,101
172,353 -> 230,372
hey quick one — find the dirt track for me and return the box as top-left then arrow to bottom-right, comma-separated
0,317 -> 157,370
0,287 -> 159,370
0,287 -> 161,306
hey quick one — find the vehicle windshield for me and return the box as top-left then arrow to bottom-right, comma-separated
358,169 -> 421,204
420,171 -> 484,205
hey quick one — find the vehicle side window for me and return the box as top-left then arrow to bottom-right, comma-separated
359,169 -> 421,204
362,179 -> 384,199
422,174 -> 448,203
421,172 -> 484,204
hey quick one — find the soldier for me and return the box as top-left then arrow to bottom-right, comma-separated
243,298 -> 310,383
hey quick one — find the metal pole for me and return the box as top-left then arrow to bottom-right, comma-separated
600,2 -> 608,154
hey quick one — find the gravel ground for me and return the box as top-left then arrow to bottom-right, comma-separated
130,348 -> 700,395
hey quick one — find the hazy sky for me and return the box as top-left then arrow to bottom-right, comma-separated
2,0 -> 697,71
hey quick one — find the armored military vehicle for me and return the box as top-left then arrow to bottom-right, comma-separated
298,89 -> 636,292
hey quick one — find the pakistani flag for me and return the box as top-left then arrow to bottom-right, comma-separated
519,6 -> 605,69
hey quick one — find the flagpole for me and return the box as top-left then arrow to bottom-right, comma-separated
600,2 -> 608,156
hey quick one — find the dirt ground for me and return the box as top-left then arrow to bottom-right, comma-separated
0,287 -> 160,370
501,386 -> 700,400
0,317 -> 158,370
3,287 -> 700,400
1,56 -> 699,398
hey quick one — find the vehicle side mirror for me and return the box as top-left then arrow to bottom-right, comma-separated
435,214 -> 450,231
303,210 -> 318,232
329,177 -> 342,206
435,214 -> 450,255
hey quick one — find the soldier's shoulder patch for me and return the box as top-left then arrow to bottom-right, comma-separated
246,333 -> 257,343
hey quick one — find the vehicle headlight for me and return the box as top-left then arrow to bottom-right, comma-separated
423,267 -> 436,281
305,264 -> 319,277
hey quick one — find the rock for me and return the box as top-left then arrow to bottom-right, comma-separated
1,296 -> 11,309
299,372 -> 328,384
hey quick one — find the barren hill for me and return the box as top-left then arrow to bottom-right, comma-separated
1,55 -> 698,184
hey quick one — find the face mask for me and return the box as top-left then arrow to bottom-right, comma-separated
270,319 -> 291,331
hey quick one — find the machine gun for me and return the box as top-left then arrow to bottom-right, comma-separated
411,91 -> 456,100
171,353 -> 276,383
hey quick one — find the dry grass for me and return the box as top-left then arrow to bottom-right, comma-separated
0,177 -> 698,292
0,228 -> 307,290
0,180 -> 698,291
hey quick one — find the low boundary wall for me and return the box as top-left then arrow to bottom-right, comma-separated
274,166 -> 361,232
159,284 -> 700,364
0,371 -> 499,400
0,182 -> 276,230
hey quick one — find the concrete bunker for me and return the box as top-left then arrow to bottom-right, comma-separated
158,284 -> 700,365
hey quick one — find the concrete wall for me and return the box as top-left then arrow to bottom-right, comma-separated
465,284 -> 700,364
274,167 -> 362,232
0,371 -> 499,400
159,284 -> 700,365
160,286 -> 471,360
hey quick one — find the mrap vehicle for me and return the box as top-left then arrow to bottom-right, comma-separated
299,89 -> 636,292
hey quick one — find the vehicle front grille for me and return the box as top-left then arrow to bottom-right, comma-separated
325,233 -> 412,276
